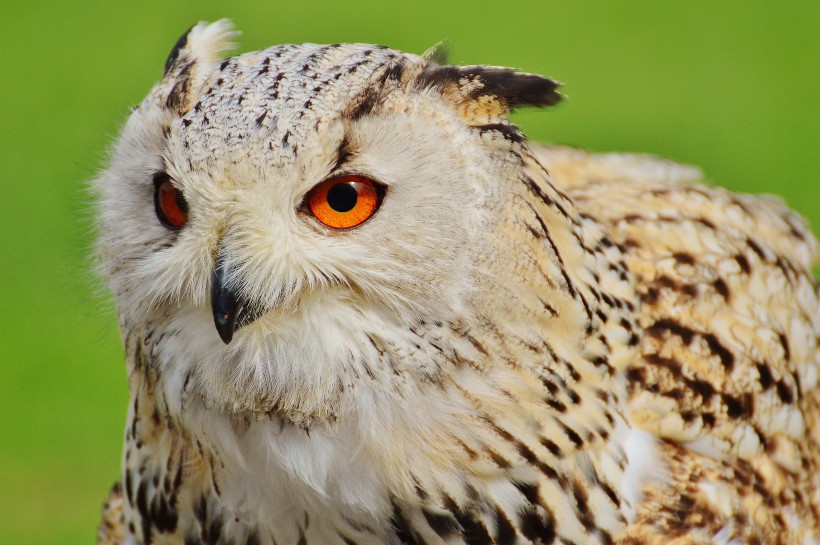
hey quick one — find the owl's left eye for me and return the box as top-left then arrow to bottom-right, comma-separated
304,175 -> 383,229
153,173 -> 189,229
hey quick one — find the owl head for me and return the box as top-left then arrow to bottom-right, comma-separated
94,20 -> 565,425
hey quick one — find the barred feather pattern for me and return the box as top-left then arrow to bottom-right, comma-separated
95,20 -> 819,545
539,146 -> 820,544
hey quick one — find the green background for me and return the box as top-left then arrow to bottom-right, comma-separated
1,1 -> 817,543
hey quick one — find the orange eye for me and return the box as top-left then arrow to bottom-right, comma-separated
153,173 -> 189,229
306,175 -> 382,229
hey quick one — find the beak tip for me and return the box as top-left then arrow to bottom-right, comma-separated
214,313 -> 236,344
217,329 -> 234,345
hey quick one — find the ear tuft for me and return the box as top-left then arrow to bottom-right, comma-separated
181,19 -> 239,68
416,64 -> 562,114
470,68 -> 562,109
164,19 -> 239,76
421,41 -> 450,65
161,19 -> 239,115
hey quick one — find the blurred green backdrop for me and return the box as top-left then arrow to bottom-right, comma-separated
0,1 -> 816,543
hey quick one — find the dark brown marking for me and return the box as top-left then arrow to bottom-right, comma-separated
349,87 -> 381,120
713,278 -> 729,298
464,333 -> 489,356
646,319 -> 734,371
735,254 -> 751,274
378,60 -> 406,83
522,199 -> 593,324
626,367 -> 645,383
333,137 -> 354,172
546,398 -> 567,413
164,26 -> 194,75
442,496 -> 493,545
792,370 -> 802,397
672,252 -> 695,265
559,421 -> 584,447
746,238 -> 766,259
494,505 -> 517,545
391,502 -> 423,545
647,318 -> 696,344
723,393 -> 754,419
512,481 -> 541,506
493,422 -> 561,480
651,275 -> 698,298
166,61 -> 195,114
690,379 -> 716,402
518,508 -> 556,544
416,65 -> 562,110
572,482 -> 596,532
777,332 -> 791,361
485,446 -> 512,469
474,123 -> 526,143
757,363 -> 774,390
539,437 -> 562,457
600,481 -> 620,507
642,354 -> 723,405
702,413 -> 716,426
776,380 -> 794,404
702,333 -> 735,371
590,356 -> 609,368
422,508 -> 459,538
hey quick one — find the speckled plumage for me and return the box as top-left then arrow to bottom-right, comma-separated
95,20 -> 819,545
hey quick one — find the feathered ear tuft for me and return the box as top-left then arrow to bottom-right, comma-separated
410,63 -> 562,144
467,68 -> 562,109
416,64 -> 562,113
161,19 -> 239,115
421,41 -> 450,65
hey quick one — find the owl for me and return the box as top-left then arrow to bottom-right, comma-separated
94,20 -> 819,545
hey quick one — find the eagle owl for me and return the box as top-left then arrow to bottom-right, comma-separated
94,20 -> 819,545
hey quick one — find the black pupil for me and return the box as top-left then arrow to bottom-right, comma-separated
326,182 -> 358,212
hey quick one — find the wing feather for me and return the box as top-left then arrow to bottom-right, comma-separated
536,144 -> 820,543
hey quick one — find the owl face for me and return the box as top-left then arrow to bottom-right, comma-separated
94,21 -> 560,423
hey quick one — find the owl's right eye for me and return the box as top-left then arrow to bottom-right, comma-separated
304,175 -> 383,229
153,173 -> 189,229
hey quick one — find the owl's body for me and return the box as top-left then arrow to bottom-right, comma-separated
95,21 -> 819,545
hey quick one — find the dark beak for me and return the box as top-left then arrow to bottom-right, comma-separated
211,255 -> 252,344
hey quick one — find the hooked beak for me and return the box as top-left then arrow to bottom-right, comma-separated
211,255 -> 262,344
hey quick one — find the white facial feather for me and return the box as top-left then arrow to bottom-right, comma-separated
94,19 -> 820,545
96,37 -> 501,424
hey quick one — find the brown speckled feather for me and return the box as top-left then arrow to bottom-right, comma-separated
98,483 -> 126,545
538,145 -> 820,543
95,21 -> 819,545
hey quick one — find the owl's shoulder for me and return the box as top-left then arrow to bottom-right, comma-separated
533,144 -> 704,189
536,144 -> 820,541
